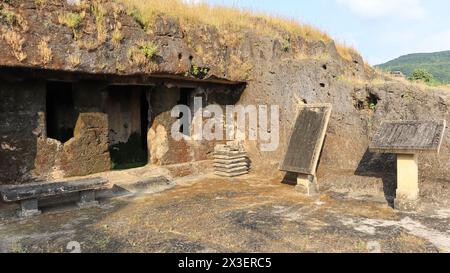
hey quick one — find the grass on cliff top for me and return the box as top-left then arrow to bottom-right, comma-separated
117,0 -> 358,61
339,69 -> 450,93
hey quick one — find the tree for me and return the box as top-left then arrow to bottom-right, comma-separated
409,69 -> 434,83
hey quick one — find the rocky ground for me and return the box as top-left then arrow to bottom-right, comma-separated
1,173 -> 450,253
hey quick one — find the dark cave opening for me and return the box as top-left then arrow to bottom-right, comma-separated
46,81 -> 77,143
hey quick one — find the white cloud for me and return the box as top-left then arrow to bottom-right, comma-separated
336,0 -> 427,20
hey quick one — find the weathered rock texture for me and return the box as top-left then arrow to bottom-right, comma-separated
35,112 -> 111,179
0,0 -> 449,195
0,80 -> 45,183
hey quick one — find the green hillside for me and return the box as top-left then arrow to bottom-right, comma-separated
376,51 -> 450,84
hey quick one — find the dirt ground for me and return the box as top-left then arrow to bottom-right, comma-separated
1,173 -> 450,253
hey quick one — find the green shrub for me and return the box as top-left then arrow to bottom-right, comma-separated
190,64 -> 209,78
409,69 -> 434,83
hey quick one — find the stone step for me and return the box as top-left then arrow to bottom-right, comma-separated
213,154 -> 248,160
214,158 -> 249,164
213,151 -> 247,157
213,162 -> 249,169
214,166 -> 249,173
215,171 -> 249,177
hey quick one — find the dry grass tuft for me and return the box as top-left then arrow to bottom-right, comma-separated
112,23 -> 123,47
91,0 -> 107,45
127,46 -> 147,68
338,71 -> 450,93
38,36 -> 52,65
117,0 -> 357,61
1,28 -> 27,62
68,53 -> 81,68
77,39 -> 98,51
34,0 -> 47,9
336,43 -> 359,62
0,6 -> 29,32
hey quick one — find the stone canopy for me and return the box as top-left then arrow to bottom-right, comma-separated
369,120 -> 447,155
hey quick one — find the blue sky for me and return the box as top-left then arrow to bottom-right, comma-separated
199,0 -> 450,65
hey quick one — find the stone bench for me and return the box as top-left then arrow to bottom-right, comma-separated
0,177 -> 109,217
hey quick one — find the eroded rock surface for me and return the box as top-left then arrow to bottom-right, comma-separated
0,0 -> 448,198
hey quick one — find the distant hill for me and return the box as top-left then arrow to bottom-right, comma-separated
376,51 -> 450,84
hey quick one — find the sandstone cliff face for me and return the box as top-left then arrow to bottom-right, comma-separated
0,0 -> 448,190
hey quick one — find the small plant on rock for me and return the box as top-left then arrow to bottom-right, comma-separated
128,47 -> 146,67
68,53 -> 81,68
91,1 -> 107,44
139,41 -> 158,59
1,29 -> 27,61
58,11 -> 85,39
190,64 -> 210,78
38,36 -> 52,65
128,8 -> 146,29
281,36 -> 291,52
112,24 -> 123,47
35,0 -> 46,9
0,8 -> 29,31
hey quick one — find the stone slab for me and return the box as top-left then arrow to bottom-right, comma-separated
213,151 -> 247,157
0,177 -> 109,202
131,176 -> 172,190
280,104 -> 332,175
369,120 -> 446,154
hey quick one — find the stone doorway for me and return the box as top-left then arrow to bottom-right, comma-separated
105,85 -> 150,170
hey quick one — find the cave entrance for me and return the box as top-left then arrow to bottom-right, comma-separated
106,85 -> 150,170
178,88 -> 194,136
46,81 -> 78,143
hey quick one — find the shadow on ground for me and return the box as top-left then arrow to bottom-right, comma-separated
355,149 -> 397,207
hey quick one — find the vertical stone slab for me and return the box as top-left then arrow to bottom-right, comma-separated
62,113 -> 111,177
280,104 -> 332,196
280,104 -> 332,175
